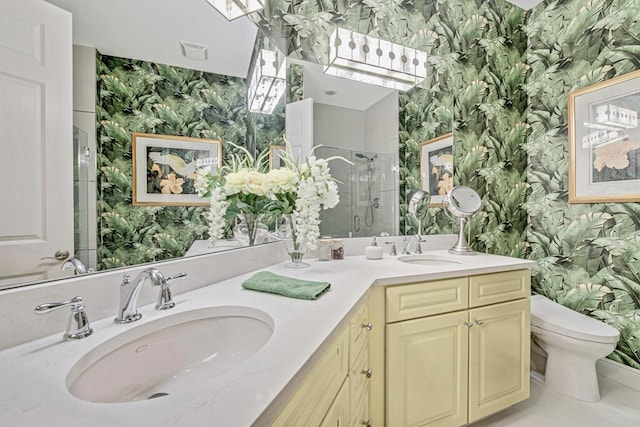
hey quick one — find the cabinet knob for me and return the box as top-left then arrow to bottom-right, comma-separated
362,322 -> 373,331
463,321 -> 474,328
474,319 -> 484,326
361,368 -> 373,379
360,420 -> 372,426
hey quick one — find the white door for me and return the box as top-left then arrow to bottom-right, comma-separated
0,0 -> 73,287
285,97 -> 313,160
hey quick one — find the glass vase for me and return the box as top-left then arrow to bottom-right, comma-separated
233,213 -> 268,246
281,214 -> 309,268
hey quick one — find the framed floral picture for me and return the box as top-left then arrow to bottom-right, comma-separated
569,69 -> 640,203
419,133 -> 454,206
132,133 -> 222,206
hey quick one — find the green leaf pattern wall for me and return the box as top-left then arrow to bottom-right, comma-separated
527,0 -> 640,370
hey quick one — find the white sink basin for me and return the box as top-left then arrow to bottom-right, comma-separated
67,306 -> 273,403
397,254 -> 462,266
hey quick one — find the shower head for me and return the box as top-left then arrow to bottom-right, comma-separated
355,153 -> 377,162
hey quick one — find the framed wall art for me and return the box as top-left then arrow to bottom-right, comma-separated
132,133 -> 222,206
269,144 -> 302,170
419,133 -> 454,206
569,69 -> 640,203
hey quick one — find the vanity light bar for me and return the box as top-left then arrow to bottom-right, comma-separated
325,28 -> 428,92
247,49 -> 286,114
205,0 -> 265,21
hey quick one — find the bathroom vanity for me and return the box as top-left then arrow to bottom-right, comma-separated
0,246 -> 535,426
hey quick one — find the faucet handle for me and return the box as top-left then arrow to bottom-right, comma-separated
385,241 -> 397,256
34,296 -> 93,340
156,272 -> 186,311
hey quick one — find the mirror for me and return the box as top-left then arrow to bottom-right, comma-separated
2,0 -> 453,290
444,186 -> 482,255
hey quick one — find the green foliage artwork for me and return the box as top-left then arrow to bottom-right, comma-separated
527,0 -> 640,369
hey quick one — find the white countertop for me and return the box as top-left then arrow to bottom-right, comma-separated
0,250 -> 535,427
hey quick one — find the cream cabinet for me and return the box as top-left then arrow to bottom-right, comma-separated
376,269 -> 531,427
270,296 -> 373,427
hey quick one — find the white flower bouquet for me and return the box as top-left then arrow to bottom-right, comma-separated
196,142 -> 347,251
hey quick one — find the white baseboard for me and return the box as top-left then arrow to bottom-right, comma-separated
596,358 -> 640,392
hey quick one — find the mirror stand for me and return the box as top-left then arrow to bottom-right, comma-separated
448,217 -> 475,255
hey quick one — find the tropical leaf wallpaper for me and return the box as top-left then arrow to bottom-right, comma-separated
527,0 -> 640,370
96,54 -> 289,270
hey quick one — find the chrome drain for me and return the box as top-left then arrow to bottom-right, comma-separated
147,392 -> 169,399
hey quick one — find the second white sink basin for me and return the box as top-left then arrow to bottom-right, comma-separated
67,306 -> 273,403
397,254 -> 462,266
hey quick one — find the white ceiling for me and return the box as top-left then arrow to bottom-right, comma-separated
45,0 -> 258,78
45,0 -> 544,111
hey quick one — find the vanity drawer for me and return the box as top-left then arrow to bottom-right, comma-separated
386,277 -> 469,322
350,382 -> 370,427
350,299 -> 371,365
271,327 -> 349,426
349,343 -> 371,414
469,270 -> 530,308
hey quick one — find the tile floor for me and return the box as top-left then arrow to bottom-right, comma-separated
471,375 -> 640,426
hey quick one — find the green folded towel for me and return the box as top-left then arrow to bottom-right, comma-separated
242,271 -> 331,300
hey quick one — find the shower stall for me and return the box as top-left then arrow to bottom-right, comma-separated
315,146 -> 399,237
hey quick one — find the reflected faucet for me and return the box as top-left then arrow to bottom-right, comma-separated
115,268 -> 186,324
61,257 -> 89,275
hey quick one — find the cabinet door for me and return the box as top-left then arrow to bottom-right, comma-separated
468,299 -> 530,423
387,311 -> 469,427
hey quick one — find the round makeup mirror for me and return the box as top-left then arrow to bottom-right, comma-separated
444,186 -> 481,255
408,190 -> 431,235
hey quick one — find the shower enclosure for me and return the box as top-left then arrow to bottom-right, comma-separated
315,146 -> 399,237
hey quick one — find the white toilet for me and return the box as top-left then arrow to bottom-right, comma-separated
530,294 -> 620,402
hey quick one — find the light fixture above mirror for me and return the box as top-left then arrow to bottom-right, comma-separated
205,0 -> 265,21
248,49 -> 286,114
324,28 -> 428,92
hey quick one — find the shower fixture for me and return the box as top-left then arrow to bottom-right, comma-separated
355,152 -> 378,162
355,152 -> 378,228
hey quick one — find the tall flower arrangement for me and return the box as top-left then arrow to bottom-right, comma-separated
195,142 -> 273,243
196,142 -> 346,250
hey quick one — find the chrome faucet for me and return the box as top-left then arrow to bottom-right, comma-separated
401,234 -> 426,255
35,296 -> 93,340
413,234 -> 426,254
115,268 -> 186,324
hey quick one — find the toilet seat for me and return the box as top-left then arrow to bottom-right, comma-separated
530,295 -> 619,344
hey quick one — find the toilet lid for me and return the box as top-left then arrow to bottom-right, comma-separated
530,295 -> 620,344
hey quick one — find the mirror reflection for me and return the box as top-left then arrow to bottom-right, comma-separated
1,0 -> 453,290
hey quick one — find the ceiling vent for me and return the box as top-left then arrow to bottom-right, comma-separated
180,41 -> 208,61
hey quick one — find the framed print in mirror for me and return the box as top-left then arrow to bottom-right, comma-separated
569,69 -> 640,203
269,144 -> 302,170
132,133 -> 222,206
419,133 -> 454,206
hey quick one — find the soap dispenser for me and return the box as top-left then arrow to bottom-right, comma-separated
365,236 -> 384,260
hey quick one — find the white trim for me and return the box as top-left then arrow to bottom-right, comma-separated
596,358 -> 640,392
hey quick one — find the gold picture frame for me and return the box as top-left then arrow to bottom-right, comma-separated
568,69 -> 640,203
419,133 -> 454,206
269,144 -> 302,170
132,133 -> 222,206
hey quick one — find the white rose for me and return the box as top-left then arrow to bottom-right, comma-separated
266,168 -> 295,192
245,170 -> 266,195
224,171 -> 245,194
